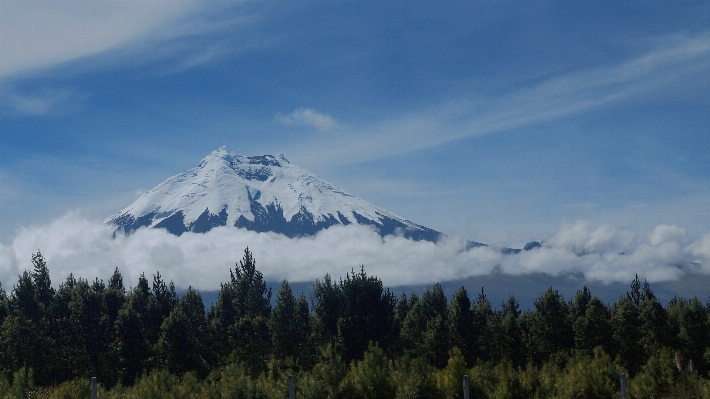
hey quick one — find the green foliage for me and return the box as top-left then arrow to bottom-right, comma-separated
448,288 -> 475,366
157,287 -> 209,377
612,295 -> 645,376
337,266 -> 397,363
401,284 -> 450,367
472,287 -> 497,363
434,347 -> 467,399
526,288 -> 573,366
393,357 -> 441,399
498,296 -> 525,368
574,296 -> 612,355
271,281 -> 313,370
553,348 -> 619,399
342,343 -> 396,399
668,297 -> 710,376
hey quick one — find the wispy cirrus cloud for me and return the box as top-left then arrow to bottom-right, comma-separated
275,108 -> 341,131
0,1 -> 202,79
0,86 -> 88,116
291,31 -> 710,167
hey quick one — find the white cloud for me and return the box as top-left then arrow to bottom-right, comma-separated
545,220 -> 634,255
275,108 -> 340,131
0,1 -> 201,78
1,214 -> 709,291
649,224 -> 686,246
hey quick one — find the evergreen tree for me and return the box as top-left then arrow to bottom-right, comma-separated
271,281 -> 300,361
69,279 -> 105,378
4,253 -> 57,385
472,287 -> 497,362
0,282 -> 7,327
294,293 -> 315,368
230,247 -> 271,320
337,267 -> 396,363
113,275 -> 157,385
113,298 -> 151,385
447,287 -> 475,366
389,293 -> 409,357
638,283 -> 670,353
207,280 -> 237,360
1,271 -> 44,381
31,251 -> 54,311
667,297 -> 709,375
157,287 -> 209,377
152,272 -> 178,323
574,296 -> 612,355
100,268 -> 126,387
226,248 -> 272,375
400,286 -> 450,367
399,294 -> 424,358
571,286 -> 592,321
311,273 -> 342,344
270,286 -> 315,369
499,296 -> 525,367
526,288 -> 573,365
612,296 -> 644,376
229,314 -> 271,376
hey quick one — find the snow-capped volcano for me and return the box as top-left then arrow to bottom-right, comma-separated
106,147 -> 442,241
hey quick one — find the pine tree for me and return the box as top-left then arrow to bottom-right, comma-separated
667,297 -> 709,375
270,284 -> 312,368
68,278 -> 105,378
612,296 -> 644,376
447,287 -> 475,366
526,288 -> 573,365
1,272 -> 37,374
225,248 -> 273,375
31,251 -> 54,312
337,267 -> 396,363
638,282 -> 670,353
157,287 -> 209,377
100,268 -> 126,387
271,280 -> 299,361
152,272 -> 178,322
207,281 -> 237,362
574,296 -> 612,355
400,286 -> 450,367
231,247 -> 271,320
311,273 -> 342,344
113,298 -> 151,385
0,282 -> 7,327
499,295 -> 525,367
113,275 -> 157,385
472,287 -> 496,362
627,274 -> 643,307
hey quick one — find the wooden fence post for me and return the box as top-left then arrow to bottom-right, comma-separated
288,375 -> 295,399
463,374 -> 469,399
91,376 -> 97,399
620,373 -> 626,399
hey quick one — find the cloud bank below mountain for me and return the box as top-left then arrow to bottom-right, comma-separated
1,213 -> 709,292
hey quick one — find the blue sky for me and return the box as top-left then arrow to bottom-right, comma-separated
2,1 -> 710,290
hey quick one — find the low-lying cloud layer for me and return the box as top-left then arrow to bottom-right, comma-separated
1,213 -> 709,291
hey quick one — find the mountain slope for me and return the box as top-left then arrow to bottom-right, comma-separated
106,148 -> 442,241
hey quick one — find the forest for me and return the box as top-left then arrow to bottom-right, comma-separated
0,248 -> 709,398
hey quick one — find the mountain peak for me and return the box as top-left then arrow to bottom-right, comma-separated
106,148 -> 441,241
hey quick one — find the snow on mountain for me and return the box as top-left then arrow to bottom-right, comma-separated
106,147 -> 442,241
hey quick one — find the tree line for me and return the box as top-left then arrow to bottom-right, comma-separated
0,248 -> 709,398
